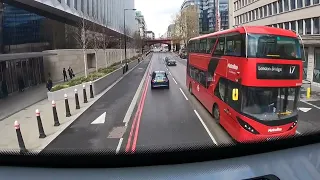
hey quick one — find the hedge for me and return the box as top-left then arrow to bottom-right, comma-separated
51,55 -> 140,92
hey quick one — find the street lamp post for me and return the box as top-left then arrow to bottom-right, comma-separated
124,8 -> 136,72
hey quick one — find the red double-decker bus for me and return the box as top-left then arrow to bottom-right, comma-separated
186,26 -> 303,142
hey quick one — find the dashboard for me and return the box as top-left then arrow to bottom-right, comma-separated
1,142 -> 319,180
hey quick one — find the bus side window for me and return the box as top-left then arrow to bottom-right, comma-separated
208,38 -> 217,54
213,37 -> 225,56
227,80 -> 242,112
214,77 -> 228,102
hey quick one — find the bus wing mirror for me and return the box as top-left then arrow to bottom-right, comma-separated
232,88 -> 239,101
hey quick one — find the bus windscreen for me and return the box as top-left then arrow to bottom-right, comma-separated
247,34 -> 301,60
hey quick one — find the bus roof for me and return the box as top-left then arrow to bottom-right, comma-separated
189,26 -> 298,41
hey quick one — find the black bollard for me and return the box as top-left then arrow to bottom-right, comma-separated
14,121 -> 27,154
36,109 -> 46,138
64,94 -> 71,117
52,100 -> 60,126
122,64 -> 125,74
126,63 -> 129,72
83,84 -> 88,103
74,89 -> 80,109
90,81 -> 94,98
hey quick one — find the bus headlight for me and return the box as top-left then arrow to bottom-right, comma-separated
288,120 -> 298,130
237,117 -> 259,134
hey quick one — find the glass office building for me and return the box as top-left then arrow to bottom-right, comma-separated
0,4 -> 50,98
181,0 -> 229,34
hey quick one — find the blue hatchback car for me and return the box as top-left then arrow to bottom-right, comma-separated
150,71 -> 170,89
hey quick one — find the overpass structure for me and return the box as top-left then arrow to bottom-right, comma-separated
144,38 -> 183,51
145,38 -> 172,46
4,0 -> 136,38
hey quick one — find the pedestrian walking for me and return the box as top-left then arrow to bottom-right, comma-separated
1,80 -> 8,98
17,76 -> 25,92
68,66 -> 74,79
63,68 -> 68,82
46,73 -> 53,91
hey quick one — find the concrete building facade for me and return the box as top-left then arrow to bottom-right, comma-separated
0,0 -> 137,98
146,31 -> 155,39
229,0 -> 320,85
135,11 -> 146,39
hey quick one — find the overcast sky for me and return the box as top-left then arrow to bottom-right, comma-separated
135,0 -> 184,38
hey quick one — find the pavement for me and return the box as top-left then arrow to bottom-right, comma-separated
5,51 -> 320,153
0,55 -> 148,152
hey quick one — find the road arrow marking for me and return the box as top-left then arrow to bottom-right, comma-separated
298,108 -> 312,113
91,112 -> 106,124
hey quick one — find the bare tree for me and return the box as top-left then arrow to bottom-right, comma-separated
70,15 -> 92,77
132,31 -> 143,53
91,22 -> 102,72
172,5 -> 199,46
101,25 -> 111,68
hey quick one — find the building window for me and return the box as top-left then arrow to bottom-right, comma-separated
315,0 -> 320,4
297,0 -> 303,8
279,0 -> 283,13
268,3 -> 272,15
279,23 -> 283,28
259,7 -> 263,18
298,19 -> 303,34
305,0 -> 311,6
284,0 -> 289,11
273,2 -> 277,14
67,0 -> 71,7
75,0 -> 78,10
81,0 -> 85,13
264,5 -> 267,17
284,22 -> 289,29
314,17 -> 320,34
253,9 -> 256,20
305,18 -> 312,34
291,21 -> 296,31
290,0 -> 296,10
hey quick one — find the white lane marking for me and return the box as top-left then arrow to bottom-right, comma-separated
169,71 -> 172,75
91,112 -> 106,124
172,77 -> 178,84
296,131 -> 301,135
179,88 -> 189,101
166,68 -> 168,71
116,138 -> 123,154
123,64 -> 150,125
298,107 -> 312,112
301,100 -> 320,110
194,110 -> 218,145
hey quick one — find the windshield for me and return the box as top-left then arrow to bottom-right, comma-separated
242,87 -> 300,120
247,34 -> 301,60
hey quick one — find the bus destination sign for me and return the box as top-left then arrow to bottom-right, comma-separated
256,63 -> 299,79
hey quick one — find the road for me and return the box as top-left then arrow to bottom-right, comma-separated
42,52 -> 320,154
123,53 -> 218,153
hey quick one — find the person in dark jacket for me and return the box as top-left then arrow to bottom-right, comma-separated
63,68 -> 68,82
68,66 -> 74,79
46,77 -> 53,91
17,76 -> 25,92
1,80 -> 8,98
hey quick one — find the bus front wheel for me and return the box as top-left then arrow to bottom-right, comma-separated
189,83 -> 193,95
213,104 -> 220,124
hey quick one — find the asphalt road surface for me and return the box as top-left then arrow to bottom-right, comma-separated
123,53 -> 217,153
42,52 -> 320,154
42,57 -> 152,153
